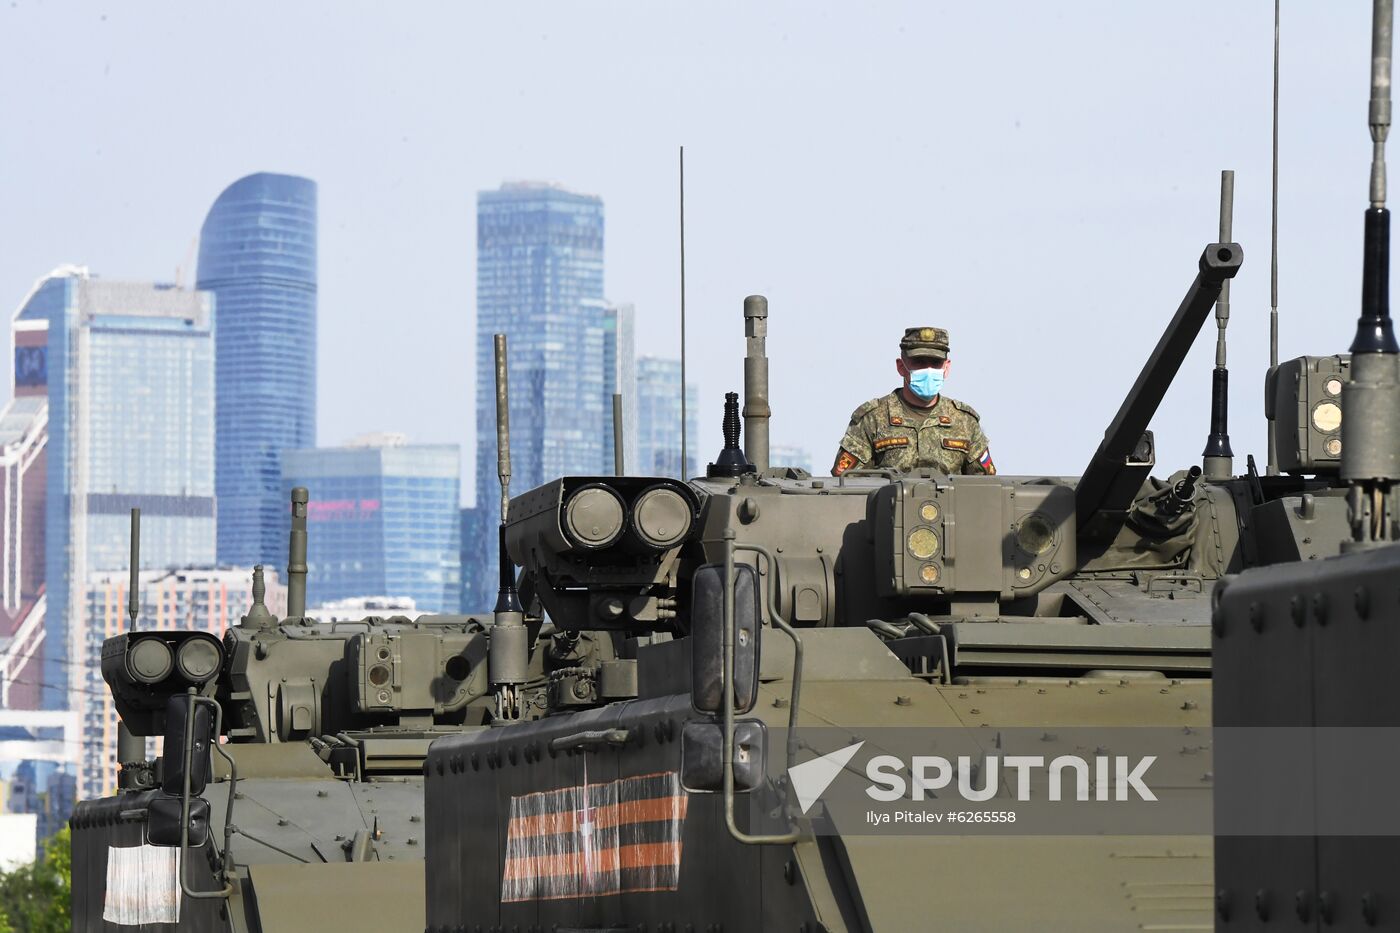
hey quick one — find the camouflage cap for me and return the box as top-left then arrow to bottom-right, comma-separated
899,326 -> 949,362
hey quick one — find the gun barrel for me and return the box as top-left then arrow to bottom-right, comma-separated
742,295 -> 770,472
1075,243 -> 1242,527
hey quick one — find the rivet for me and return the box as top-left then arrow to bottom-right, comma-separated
1215,890 -> 1230,921
894,695 -> 911,706
784,859 -> 797,885
1356,586 -> 1371,620
1296,889 -> 1312,921
1181,701 -> 1198,711
1291,594 -> 1306,627
1317,890 -> 1336,923
1362,891 -> 1378,925
1313,592 -> 1330,625
1249,601 -> 1264,632
1255,888 -> 1270,921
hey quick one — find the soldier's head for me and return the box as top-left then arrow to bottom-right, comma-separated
896,326 -> 950,400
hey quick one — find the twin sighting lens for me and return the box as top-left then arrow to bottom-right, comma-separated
125,632 -> 224,687
560,480 -> 696,553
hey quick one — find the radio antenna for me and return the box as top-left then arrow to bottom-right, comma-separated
679,145 -> 688,479
1341,0 -> 1400,549
128,508 -> 140,631
1203,170 -> 1236,480
1267,0 -> 1282,474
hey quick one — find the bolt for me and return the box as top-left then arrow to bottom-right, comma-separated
1319,891 -> 1335,923
1296,889 -> 1312,921
1255,888 -> 1271,921
894,695 -> 911,706
1249,601 -> 1264,632
1215,889 -> 1231,921
316,790 -> 328,798
1362,892 -> 1378,925
783,859 -> 797,885
1313,592 -> 1330,626
1356,587 -> 1372,620
1181,701 -> 1198,711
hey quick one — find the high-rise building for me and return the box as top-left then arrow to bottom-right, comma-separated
77,567 -> 285,800
636,356 -> 700,479
602,302 -> 637,473
198,172 -> 317,570
13,272 -> 215,710
466,182 -> 606,602
282,435 -> 460,613
0,271 -> 55,711
769,444 -> 814,474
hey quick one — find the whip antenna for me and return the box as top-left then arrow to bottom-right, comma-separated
1203,170 -> 1236,480
679,146 -> 688,479
1267,0 -> 1282,474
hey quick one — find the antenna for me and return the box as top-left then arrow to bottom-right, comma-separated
1342,0 -> 1400,549
612,393 -> 625,475
1202,171 -> 1236,480
488,333 -> 527,721
128,508 -> 140,631
742,296 -> 771,472
1267,0 -> 1282,474
679,145 -> 688,480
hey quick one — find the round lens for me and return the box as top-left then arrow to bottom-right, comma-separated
919,563 -> 941,585
919,502 -> 940,523
1312,401 -> 1342,433
632,486 -> 693,549
562,484 -> 626,549
907,527 -> 940,560
128,637 -> 174,684
1016,515 -> 1056,556
176,636 -> 222,682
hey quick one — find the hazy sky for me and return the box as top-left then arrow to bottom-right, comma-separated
0,2 -> 1379,504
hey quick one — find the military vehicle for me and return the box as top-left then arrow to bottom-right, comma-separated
69,495 -> 499,930
69,6 -> 1400,930
1212,1 -> 1400,929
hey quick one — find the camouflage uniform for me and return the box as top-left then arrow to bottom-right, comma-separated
832,326 -> 995,476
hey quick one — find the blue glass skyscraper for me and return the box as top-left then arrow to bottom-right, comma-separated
197,172 -> 317,569
282,437 -> 460,613
465,183 -> 606,606
14,272 -> 215,710
636,356 -> 699,479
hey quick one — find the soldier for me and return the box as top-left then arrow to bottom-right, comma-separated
832,326 -> 995,476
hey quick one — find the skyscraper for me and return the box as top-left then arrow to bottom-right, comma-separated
13,271 -> 215,710
636,356 -> 700,478
602,302 -> 637,473
282,435 -> 460,613
197,172 -> 317,570
466,182 -> 606,603
769,444 -> 814,474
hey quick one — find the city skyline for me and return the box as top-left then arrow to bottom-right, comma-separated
10,2 -> 1361,494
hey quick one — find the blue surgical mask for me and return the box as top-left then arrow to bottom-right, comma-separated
908,366 -> 945,400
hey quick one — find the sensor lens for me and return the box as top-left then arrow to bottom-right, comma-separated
128,638 -> 174,684
1016,515 -> 1056,556
632,486 -> 693,549
919,501 -> 940,523
1312,401 -> 1342,433
562,484 -> 626,549
907,528 -> 940,560
175,636 -> 222,682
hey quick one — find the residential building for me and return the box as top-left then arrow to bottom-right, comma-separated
198,172 -> 317,569
282,436 -> 460,613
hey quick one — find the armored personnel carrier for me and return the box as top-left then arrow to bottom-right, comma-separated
69,493 -> 497,930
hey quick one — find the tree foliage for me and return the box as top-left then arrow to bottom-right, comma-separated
0,827 -> 71,933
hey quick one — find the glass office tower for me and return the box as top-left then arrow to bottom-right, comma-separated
283,437 -> 461,613
197,172 -> 317,569
636,356 -> 700,479
466,183 -> 606,603
14,272 -> 215,710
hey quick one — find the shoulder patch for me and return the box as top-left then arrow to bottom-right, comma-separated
949,398 -> 981,420
850,397 -> 883,422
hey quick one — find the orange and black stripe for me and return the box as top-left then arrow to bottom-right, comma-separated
501,771 -> 687,903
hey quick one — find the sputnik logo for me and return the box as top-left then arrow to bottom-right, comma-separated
786,741 -> 865,815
